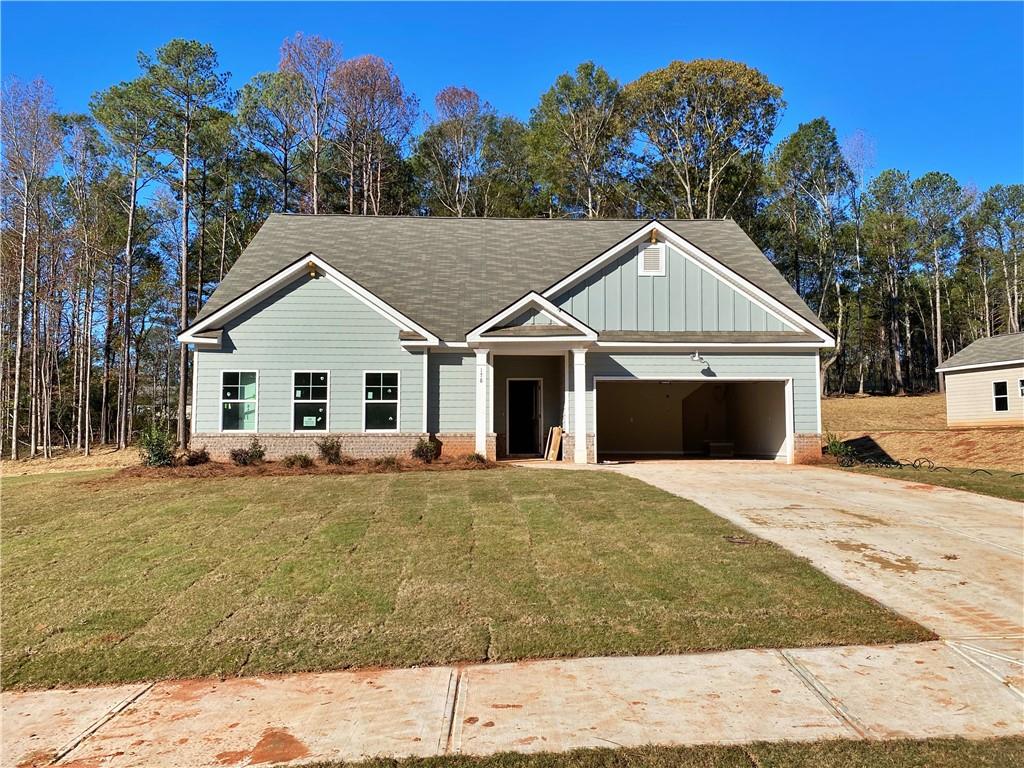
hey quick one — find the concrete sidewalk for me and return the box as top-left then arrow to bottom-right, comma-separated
3,639 -> 1022,767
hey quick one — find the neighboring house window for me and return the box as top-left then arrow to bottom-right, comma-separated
293,371 -> 328,431
364,372 -> 399,431
993,381 -> 1009,412
1019,379 -> 1024,398
637,243 -> 665,276
222,371 -> 257,430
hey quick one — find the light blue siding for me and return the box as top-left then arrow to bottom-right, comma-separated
194,274 -> 424,433
566,351 -> 819,434
553,245 -> 793,334
427,352 -> 476,432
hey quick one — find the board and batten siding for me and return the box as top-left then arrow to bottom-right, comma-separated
553,244 -> 793,333
194,274 -> 424,433
566,351 -> 820,434
945,364 -> 1024,427
427,352 -> 477,432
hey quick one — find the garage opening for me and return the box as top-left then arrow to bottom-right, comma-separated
595,380 -> 789,461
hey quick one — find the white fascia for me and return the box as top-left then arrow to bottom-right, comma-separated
541,219 -> 836,348
177,253 -> 439,346
466,291 -> 598,343
935,359 -> 1024,374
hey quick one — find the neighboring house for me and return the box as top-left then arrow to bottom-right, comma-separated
178,216 -> 835,463
936,333 -> 1024,428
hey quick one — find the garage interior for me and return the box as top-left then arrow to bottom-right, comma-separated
595,380 -> 788,461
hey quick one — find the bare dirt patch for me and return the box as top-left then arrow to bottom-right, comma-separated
822,394 -> 1023,472
0,446 -> 139,477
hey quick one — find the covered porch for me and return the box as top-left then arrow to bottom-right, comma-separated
472,346 -> 589,463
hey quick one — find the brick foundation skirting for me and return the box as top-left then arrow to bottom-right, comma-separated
192,432 -> 496,461
792,433 -> 822,464
560,433 -> 596,464
431,432 -> 496,461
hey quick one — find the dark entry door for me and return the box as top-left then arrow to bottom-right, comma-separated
508,380 -> 541,455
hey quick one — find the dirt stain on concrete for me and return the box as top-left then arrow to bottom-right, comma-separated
490,703 -> 523,709
15,749 -> 55,768
215,728 -> 310,765
828,539 -> 923,573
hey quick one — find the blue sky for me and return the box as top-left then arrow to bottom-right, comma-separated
2,1 -> 1022,190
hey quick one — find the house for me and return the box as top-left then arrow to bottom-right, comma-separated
178,215 -> 835,463
936,333 -> 1024,428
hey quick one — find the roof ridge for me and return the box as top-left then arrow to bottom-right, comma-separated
270,213 -> 734,223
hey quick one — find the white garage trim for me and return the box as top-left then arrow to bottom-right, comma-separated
592,375 -> 795,464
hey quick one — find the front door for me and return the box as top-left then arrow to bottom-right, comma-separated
507,379 -> 542,455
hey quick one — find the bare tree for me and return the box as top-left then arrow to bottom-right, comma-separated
333,55 -> 417,214
280,33 -> 342,214
414,87 -> 492,217
1,77 -> 58,459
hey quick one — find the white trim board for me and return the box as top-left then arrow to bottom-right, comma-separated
178,253 -> 439,346
936,359 -> 1024,374
467,291 -> 598,342
541,220 -> 835,347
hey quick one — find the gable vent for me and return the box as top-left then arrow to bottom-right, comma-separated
638,243 -> 665,276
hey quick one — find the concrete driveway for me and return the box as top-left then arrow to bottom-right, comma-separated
613,461 -> 1024,645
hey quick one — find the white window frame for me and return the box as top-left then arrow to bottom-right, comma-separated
637,242 -> 666,277
362,370 -> 401,432
219,370 -> 258,432
291,370 -> 330,433
1018,379 -> 1024,398
993,380 -> 1009,412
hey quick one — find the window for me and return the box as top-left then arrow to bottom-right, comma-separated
638,243 -> 665,276
364,372 -> 399,431
293,371 -> 328,431
1019,379 -> 1024,398
993,381 -> 1008,412
221,371 -> 257,430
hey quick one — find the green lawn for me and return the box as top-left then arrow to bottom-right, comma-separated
2,468 -> 930,689
310,737 -> 1021,768
841,464 -> 1024,502
312,737 -> 1023,768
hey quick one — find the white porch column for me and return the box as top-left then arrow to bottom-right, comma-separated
572,347 -> 588,463
474,349 -> 490,456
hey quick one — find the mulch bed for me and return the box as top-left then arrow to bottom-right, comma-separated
117,455 -> 501,479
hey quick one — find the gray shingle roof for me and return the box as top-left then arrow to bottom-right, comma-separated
190,214 -> 830,341
937,333 -> 1024,371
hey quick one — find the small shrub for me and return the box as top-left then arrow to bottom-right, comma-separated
371,455 -> 401,472
466,452 -> 488,465
138,424 -> 175,467
411,437 -> 439,463
282,453 -> 314,469
823,431 -> 853,458
180,447 -> 210,466
230,437 -> 266,466
315,436 -> 348,465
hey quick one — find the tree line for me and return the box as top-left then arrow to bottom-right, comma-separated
2,34 -> 1021,458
